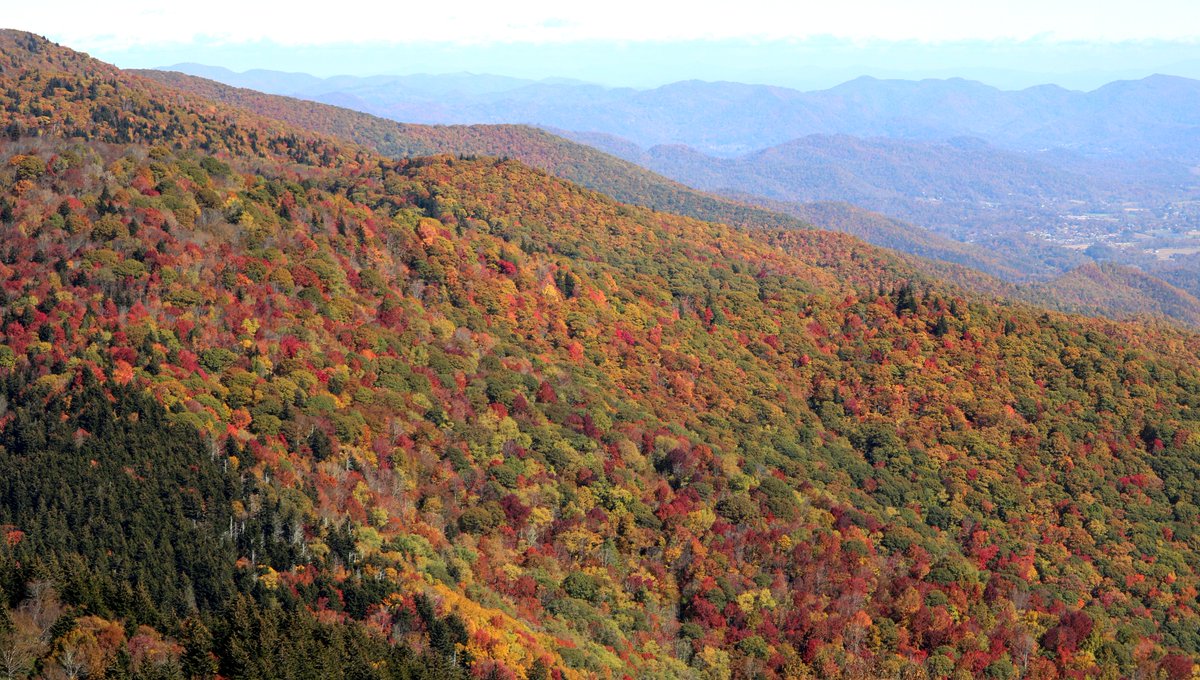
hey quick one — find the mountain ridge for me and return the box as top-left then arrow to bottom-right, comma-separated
140,67 -> 1200,327
160,62 -> 1200,158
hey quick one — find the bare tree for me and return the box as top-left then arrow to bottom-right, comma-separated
48,644 -> 87,680
0,614 -> 44,680
0,582 -> 63,679
1012,629 -> 1035,679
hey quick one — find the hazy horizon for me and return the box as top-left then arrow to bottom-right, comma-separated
150,39 -> 1200,93
102,38 -> 1200,92
8,0 -> 1199,91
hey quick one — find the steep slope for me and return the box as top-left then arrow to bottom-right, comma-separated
2,31 -> 1200,680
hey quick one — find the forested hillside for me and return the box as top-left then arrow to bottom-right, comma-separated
141,69 -> 1200,328
137,70 -> 812,235
2,30 -> 1200,679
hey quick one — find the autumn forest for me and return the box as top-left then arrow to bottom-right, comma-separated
0,29 -> 1199,680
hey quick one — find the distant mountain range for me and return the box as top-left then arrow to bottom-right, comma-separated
140,68 -> 1200,327
570,132 -> 1187,208
163,64 -> 1200,159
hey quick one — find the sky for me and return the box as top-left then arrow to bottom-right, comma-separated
7,0 -> 1200,89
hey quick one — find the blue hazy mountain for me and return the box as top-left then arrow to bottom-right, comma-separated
162,64 -> 1200,159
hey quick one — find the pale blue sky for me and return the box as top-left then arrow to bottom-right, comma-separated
8,0 -> 1200,89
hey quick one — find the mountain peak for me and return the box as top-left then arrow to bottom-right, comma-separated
0,28 -> 116,77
